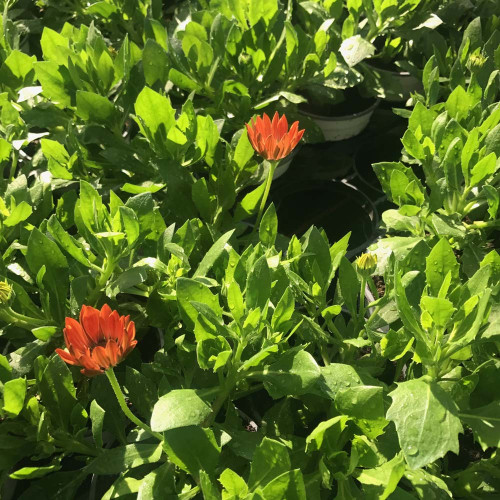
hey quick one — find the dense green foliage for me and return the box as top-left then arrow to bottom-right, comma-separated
0,0 -> 499,499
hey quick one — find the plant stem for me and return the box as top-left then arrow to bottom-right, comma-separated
88,256 -> 117,305
253,160 -> 278,234
464,219 -> 500,229
106,368 -> 163,441
0,307 -> 52,330
358,276 -> 367,333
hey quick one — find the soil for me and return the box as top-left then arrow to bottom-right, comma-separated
447,428 -> 491,471
367,58 -> 407,73
299,86 -> 377,118
271,180 -> 375,252
372,275 -> 386,298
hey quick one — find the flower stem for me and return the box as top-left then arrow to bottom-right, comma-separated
106,368 -> 163,441
253,160 -> 278,234
0,307 -> 51,330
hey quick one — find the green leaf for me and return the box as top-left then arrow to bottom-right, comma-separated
484,185 -> 499,219
306,415 -> 349,452
262,349 -> 321,399
484,123 -> 500,156
420,296 -> 455,328
168,68 -> 202,92
35,61 -> 71,106
335,386 -> 388,438
260,470 -> 307,500
219,469 -> 248,497
3,201 -> 32,227
119,206 -> 140,247
90,399 -> 105,448
271,288 -> 295,331
402,129 -> 425,161
303,227 -> 331,285
47,215 -> 92,267
87,444 -> 163,474
137,463 -> 176,499
0,50 -> 36,89
259,203 -> 278,247
313,363 -> 365,399
162,426 -> 220,478
26,228 -> 68,322
234,182 -> 267,221
386,378 -> 462,469
445,85 -> 472,122
143,39 -> 169,86
227,281 -> 244,324
9,465 -> 61,480
461,401 -> 500,450
125,366 -> 157,420
34,355 -> 77,431
2,378 -> 26,416
442,137 -> 463,192
102,475 -> 142,500
76,91 -> 117,125
425,238 -> 459,297
338,257 -> 360,316
233,129 -> 255,170
194,230 -> 234,277
150,389 -> 212,431
248,437 -> 291,490
355,453 -> 406,500
177,278 -> 222,330
404,469 -> 453,499
470,152 -> 497,186
40,27 -> 69,64
31,326 -> 58,341
246,255 -> 271,311
0,354 -> 12,383
134,87 -> 176,155
106,267 -> 148,298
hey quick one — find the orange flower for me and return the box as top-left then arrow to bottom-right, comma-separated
246,112 -> 305,161
56,304 -> 137,377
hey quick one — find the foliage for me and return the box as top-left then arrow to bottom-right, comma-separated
0,1 -> 499,499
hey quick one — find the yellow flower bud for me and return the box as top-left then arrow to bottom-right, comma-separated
467,53 -> 487,70
0,281 -> 12,305
356,253 -> 377,276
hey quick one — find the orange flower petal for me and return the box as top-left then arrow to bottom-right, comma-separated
245,113 -> 304,161
80,305 -> 101,344
64,318 -> 88,353
106,340 -> 120,366
91,345 -> 111,370
55,348 -> 79,365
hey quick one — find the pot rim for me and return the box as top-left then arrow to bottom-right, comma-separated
271,178 -> 380,256
300,99 -> 380,122
365,62 -> 419,78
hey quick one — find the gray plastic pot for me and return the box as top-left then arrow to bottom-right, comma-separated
365,64 -> 423,102
300,100 -> 379,142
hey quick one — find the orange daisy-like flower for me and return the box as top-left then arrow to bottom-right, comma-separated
56,304 -> 137,377
246,112 -> 305,161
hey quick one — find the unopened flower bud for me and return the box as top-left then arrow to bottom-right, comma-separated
467,53 -> 487,71
356,253 -> 377,276
0,281 -> 12,305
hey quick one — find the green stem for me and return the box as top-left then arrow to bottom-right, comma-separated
204,339 -> 246,426
106,369 -> 163,441
320,345 -> 330,366
364,305 -> 382,330
357,276 -> 367,333
88,256 -> 117,305
253,160 -> 278,234
464,219 -> 500,229
0,307 -> 51,330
